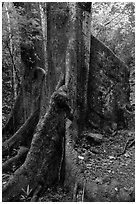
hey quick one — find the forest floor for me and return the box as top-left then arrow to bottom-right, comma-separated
2,126 -> 135,201
40,128 -> 135,201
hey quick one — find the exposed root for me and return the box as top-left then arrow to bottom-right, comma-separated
2,146 -> 29,173
2,86 -> 71,202
2,109 -> 39,156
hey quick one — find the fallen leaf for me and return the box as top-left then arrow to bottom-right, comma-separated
78,155 -> 84,160
108,155 -> 115,160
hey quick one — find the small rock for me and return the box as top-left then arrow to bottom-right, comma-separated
95,177 -> 103,184
119,188 -> 131,201
84,151 -> 92,160
83,132 -> 103,143
103,175 -> 110,183
108,187 -> 117,199
124,152 -> 130,157
102,183 -> 109,193
115,187 -> 118,191
107,179 -> 119,199
110,179 -> 119,188
111,122 -> 117,130
86,163 -> 92,168
90,148 -> 100,154
108,155 -> 115,160
86,182 -> 98,199
129,187 -> 135,201
127,186 -> 134,191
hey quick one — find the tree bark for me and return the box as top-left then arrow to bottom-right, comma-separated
2,67 -> 45,137
2,85 -> 71,201
75,3 -> 91,134
87,35 -> 130,130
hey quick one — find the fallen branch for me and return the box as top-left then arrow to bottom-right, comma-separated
116,137 -> 135,157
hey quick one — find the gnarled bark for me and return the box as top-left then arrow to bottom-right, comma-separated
2,86 -> 70,201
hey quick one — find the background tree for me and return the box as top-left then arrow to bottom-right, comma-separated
91,2 -> 135,105
2,3 -> 21,124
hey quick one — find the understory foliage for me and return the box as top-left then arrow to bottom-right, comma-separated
91,2 -> 135,104
92,2 -> 135,65
2,2 -> 43,125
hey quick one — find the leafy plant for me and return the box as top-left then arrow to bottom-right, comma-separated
20,185 -> 33,201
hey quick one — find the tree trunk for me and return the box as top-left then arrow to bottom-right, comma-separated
87,35 -> 130,131
76,4 -> 91,134
5,2 -> 17,101
2,66 -> 45,137
2,85 -> 70,201
3,2 -> 47,137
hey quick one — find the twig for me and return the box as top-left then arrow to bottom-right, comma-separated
73,182 -> 78,201
104,12 -> 123,27
58,136 -> 65,183
116,137 -> 135,157
96,7 -> 126,37
82,181 -> 85,202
